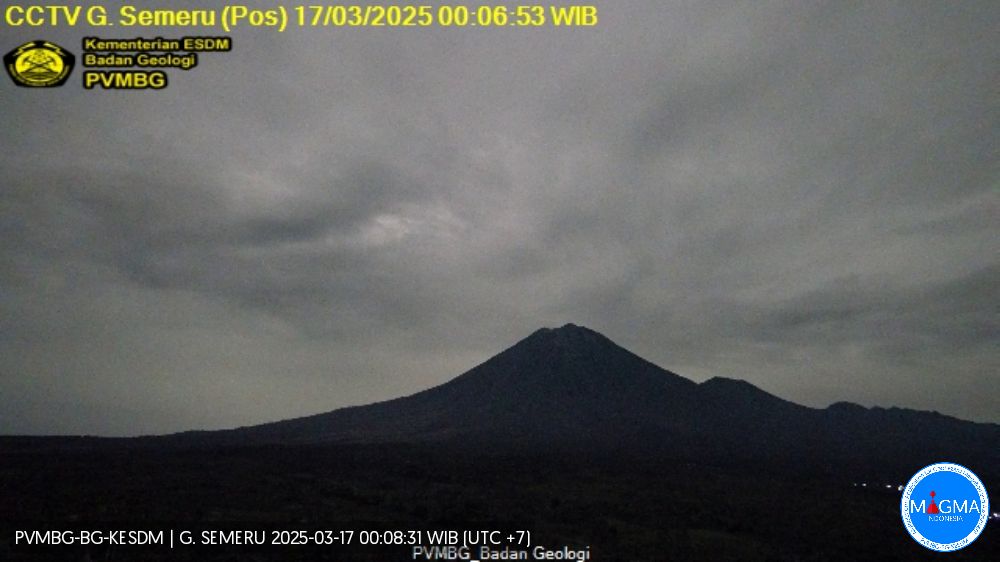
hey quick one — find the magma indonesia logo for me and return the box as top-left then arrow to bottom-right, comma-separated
4,40 -> 75,87
901,462 -> 989,552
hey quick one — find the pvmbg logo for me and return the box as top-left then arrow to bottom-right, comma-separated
901,462 -> 989,551
4,40 -> 75,87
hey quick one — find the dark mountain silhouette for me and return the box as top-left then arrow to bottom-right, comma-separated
177,324 -> 697,447
168,323 -> 997,476
6,323 -> 997,561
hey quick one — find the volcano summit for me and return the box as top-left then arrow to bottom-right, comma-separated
168,324 -> 998,475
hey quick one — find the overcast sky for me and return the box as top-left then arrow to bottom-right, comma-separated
1,1 -> 996,435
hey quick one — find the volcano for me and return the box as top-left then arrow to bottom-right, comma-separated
172,324 -> 998,474
5,324 -> 996,561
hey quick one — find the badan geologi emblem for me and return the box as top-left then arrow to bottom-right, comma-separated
4,40 -> 75,87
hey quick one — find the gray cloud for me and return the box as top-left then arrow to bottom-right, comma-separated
1,0 -> 997,434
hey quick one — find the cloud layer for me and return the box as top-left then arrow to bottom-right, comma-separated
1,1 -> 997,434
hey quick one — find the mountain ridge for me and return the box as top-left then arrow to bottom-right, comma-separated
6,324 -> 997,478
145,324 -> 995,477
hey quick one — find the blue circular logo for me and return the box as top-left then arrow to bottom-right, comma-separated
901,462 -> 989,551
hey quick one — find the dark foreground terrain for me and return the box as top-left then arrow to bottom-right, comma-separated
3,326 -> 998,560
1,440 -> 996,561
